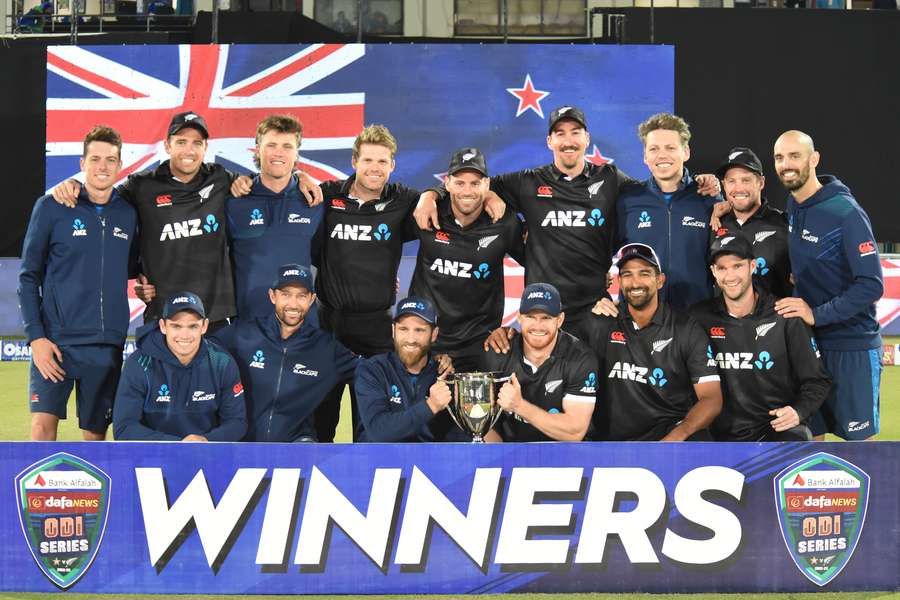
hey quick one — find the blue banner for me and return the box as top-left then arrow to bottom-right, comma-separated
2,442 -> 897,594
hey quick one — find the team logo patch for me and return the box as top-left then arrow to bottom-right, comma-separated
155,194 -> 172,207
651,338 -> 673,354
858,241 -> 876,257
755,230 -> 777,244
435,231 -> 451,244
774,452 -> 869,587
610,331 -> 626,344
15,453 -> 111,589
477,234 -> 499,250
755,322 -> 777,339
536,185 -> 553,198
331,198 -> 347,209
710,327 -> 726,339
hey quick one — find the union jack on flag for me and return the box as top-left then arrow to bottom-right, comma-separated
45,43 -> 366,190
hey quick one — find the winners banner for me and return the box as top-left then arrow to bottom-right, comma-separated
1,442 -> 897,594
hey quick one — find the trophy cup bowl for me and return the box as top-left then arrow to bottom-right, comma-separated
446,372 -> 508,443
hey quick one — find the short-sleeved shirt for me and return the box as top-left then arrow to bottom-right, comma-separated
582,302 -> 720,440
479,330 -> 598,442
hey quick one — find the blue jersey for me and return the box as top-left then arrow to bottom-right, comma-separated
786,175 -> 883,351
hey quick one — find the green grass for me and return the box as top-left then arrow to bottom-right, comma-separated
1,354 -> 897,599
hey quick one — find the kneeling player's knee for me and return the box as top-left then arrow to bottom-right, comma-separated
30,414 -> 59,441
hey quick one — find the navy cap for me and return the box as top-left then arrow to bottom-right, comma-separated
548,105 -> 587,133
520,283 -> 562,316
271,263 -> 314,291
168,111 -> 209,139
394,296 -> 437,325
716,146 -> 764,179
447,147 -> 488,177
616,242 -> 662,271
709,230 -> 755,264
161,291 -> 206,319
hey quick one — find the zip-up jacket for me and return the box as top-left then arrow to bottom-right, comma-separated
489,161 -> 634,314
226,175 -> 323,320
355,352 -> 463,442
409,192 -> 525,353
19,190 -> 137,346
719,199 -> 792,298
210,314 -> 357,442
690,288 -> 831,441
315,176 -> 418,313
113,324 -> 246,441
618,169 -> 720,309
786,175 -> 883,351
120,161 -> 236,322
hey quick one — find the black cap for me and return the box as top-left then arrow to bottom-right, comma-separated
520,283 -> 562,317
548,105 -> 587,133
716,147 -> 763,179
161,291 -> 206,319
447,147 -> 488,177
168,111 -> 209,139
271,263 -> 314,291
615,242 -> 662,271
709,230 -> 755,264
394,296 -> 437,325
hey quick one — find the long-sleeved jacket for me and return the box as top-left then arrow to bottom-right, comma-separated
113,324 -> 246,441
18,190 -> 137,346
210,314 -> 357,442
786,175 -> 883,351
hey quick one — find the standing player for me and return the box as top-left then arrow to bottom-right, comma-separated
113,292 -> 247,442
715,147 -> 792,298
355,297 -> 462,442
19,126 -> 137,441
226,115 -> 323,320
583,243 -> 722,441
690,233 -> 831,441
615,113 -> 722,309
480,283 -> 597,442
408,148 -> 524,371
772,130 -> 884,440
211,265 -> 357,442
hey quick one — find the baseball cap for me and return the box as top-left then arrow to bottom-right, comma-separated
548,105 -> 588,133
615,242 -> 662,271
394,296 -> 437,325
161,291 -> 206,319
715,146 -> 763,179
168,111 -> 209,139
519,283 -> 562,317
271,263 -> 314,292
709,230 -> 755,264
447,147 -> 488,177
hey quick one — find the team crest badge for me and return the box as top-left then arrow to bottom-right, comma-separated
15,452 -> 111,589
773,452 -> 869,586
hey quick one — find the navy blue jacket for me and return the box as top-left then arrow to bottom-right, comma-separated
786,176 -> 883,351
226,175 -> 323,321
617,170 -> 719,309
113,324 -> 247,441
19,190 -> 137,346
355,352 -> 463,442
210,314 -> 357,442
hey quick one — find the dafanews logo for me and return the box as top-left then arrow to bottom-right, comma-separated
330,223 -> 391,241
16,453 -> 111,589
540,209 -> 604,228
160,214 -> 219,241
774,452 -> 869,587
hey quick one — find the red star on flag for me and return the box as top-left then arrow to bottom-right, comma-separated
506,74 -> 550,118
585,145 -> 613,166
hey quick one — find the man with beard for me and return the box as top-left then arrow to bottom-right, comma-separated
772,131 -> 884,440
690,233 -> 830,441
209,264 -> 357,442
409,147 -> 524,372
714,147 -> 792,298
355,297 -> 463,442
583,243 -> 722,441
479,283 -> 597,442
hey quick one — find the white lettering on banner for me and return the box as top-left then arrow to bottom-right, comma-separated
134,464 -> 747,571
394,467 -> 502,568
495,467 -> 583,564
294,466 -> 401,569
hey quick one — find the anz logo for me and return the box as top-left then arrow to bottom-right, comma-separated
716,351 -> 773,371
540,209 -> 604,228
249,349 -> 266,369
249,208 -> 265,226
430,259 -> 491,279
389,384 -> 402,405
160,214 -> 219,241
156,384 -> 171,403
72,218 -> 87,237
330,223 -> 391,241
608,361 -> 648,384
638,211 -> 652,229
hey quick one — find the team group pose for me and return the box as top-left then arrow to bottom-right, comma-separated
19,105 -> 884,443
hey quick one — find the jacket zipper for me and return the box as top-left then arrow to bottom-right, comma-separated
266,347 -> 287,441
98,214 -> 106,332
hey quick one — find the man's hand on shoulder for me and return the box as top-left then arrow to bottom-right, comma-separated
52,179 -> 81,208
230,176 -> 253,198
591,297 -> 619,317
414,190 -> 440,230
695,174 -> 721,197
484,326 -> 515,353
298,171 -> 323,206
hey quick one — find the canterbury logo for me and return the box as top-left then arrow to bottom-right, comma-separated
755,322 -> 777,339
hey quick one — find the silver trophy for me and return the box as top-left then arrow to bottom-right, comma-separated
446,372 -> 508,443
